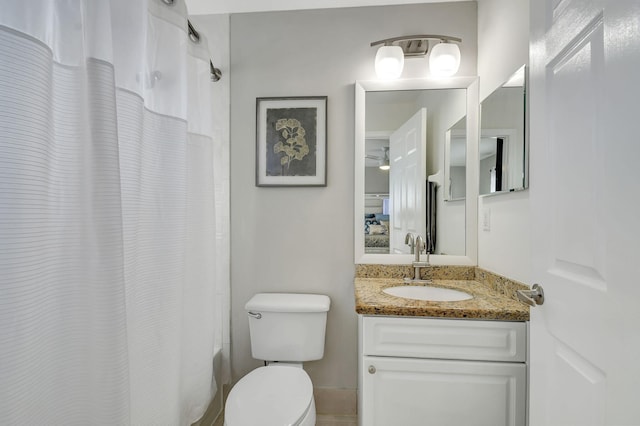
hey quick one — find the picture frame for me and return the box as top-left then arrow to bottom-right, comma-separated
256,96 -> 327,187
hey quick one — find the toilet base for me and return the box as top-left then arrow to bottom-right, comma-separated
298,396 -> 316,426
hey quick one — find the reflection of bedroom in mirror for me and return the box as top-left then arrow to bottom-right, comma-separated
364,133 -> 391,254
363,89 -> 466,256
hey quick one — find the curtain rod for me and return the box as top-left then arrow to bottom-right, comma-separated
188,20 -> 223,82
161,0 -> 222,82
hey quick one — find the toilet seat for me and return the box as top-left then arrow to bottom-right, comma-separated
225,365 -> 314,426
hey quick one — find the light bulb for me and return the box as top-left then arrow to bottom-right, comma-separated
375,45 -> 404,80
429,42 -> 461,77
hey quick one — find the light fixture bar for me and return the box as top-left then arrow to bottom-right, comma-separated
371,34 -> 462,46
371,34 -> 462,57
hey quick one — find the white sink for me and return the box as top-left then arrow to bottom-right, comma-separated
383,285 -> 473,302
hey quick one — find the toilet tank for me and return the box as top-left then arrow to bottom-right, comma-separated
245,293 -> 331,362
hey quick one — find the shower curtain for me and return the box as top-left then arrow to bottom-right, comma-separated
0,1 -> 225,424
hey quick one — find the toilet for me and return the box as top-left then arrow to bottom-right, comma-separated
224,293 -> 331,426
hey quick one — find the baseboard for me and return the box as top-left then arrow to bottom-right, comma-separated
314,388 -> 357,416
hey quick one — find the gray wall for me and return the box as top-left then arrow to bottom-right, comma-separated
477,0 -> 530,283
230,3 -> 477,389
365,167 -> 389,194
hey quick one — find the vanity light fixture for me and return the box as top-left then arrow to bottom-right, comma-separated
374,45 -> 405,80
371,34 -> 462,79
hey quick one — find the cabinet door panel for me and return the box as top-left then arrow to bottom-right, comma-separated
363,316 -> 527,362
361,356 -> 526,426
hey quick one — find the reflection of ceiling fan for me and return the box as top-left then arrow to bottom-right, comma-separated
366,146 -> 390,170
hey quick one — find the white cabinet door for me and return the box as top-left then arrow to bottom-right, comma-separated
389,108 -> 427,254
361,356 -> 526,426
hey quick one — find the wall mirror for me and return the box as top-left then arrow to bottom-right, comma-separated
479,65 -> 528,196
355,78 -> 479,265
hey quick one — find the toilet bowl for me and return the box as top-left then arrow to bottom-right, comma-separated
223,293 -> 330,426
224,365 -> 315,426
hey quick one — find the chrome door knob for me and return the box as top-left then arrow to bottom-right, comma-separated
516,283 -> 545,306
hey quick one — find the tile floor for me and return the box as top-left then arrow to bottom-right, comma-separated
212,413 -> 358,426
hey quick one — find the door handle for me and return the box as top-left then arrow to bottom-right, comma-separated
516,284 -> 545,306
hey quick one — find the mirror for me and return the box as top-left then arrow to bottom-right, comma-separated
479,65 -> 528,195
355,78 -> 479,266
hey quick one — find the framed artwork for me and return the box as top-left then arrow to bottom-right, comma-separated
256,96 -> 327,187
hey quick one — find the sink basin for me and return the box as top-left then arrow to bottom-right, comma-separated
383,285 -> 473,302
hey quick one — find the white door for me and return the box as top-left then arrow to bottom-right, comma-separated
529,1 -> 640,424
389,108 -> 427,254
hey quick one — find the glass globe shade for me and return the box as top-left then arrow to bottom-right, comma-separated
375,45 -> 404,80
429,42 -> 461,77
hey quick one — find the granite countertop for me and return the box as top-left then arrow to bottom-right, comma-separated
354,277 -> 529,321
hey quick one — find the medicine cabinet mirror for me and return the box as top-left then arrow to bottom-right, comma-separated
355,78 -> 479,265
479,65 -> 528,196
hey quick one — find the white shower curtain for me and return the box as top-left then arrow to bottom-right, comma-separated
0,1 -> 225,424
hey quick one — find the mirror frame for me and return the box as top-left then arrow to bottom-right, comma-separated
355,77 -> 479,265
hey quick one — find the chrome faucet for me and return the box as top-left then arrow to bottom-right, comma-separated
409,235 -> 432,282
403,233 -> 432,283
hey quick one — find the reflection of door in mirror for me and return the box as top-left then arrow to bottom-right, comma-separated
389,108 -> 427,254
480,65 -> 527,195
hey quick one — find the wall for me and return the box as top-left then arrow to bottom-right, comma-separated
187,14 -> 232,386
364,168 -> 389,194
477,0 -> 530,283
230,3 -> 477,390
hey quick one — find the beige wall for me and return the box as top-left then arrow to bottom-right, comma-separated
230,3 -> 477,389
477,0 -> 531,284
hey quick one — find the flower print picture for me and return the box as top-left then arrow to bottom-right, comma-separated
268,113 -> 313,176
256,97 -> 327,186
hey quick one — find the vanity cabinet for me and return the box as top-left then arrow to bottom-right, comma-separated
358,316 -> 527,426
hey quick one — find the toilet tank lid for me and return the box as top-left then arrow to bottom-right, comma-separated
246,293 -> 330,313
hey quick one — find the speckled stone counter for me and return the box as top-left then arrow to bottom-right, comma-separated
354,267 -> 530,321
